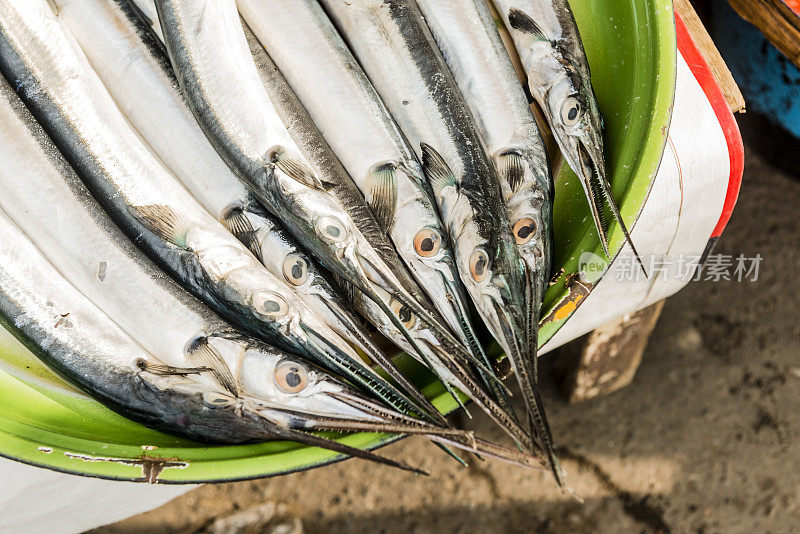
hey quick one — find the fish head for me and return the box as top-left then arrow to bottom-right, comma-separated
493,148 -> 549,274
457,222 -> 529,369
541,54 -> 606,211
394,196 -> 480,341
230,340 -> 461,438
242,268 -> 371,380
234,346 -> 369,420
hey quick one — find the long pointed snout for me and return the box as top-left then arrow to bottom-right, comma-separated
575,139 -> 647,277
319,298 -> 449,426
299,323 -> 444,424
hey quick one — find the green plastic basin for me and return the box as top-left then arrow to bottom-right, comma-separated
0,0 -> 676,482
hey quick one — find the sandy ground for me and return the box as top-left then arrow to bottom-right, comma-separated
93,141 -> 800,533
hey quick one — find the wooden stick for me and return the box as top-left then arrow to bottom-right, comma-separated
675,0 -> 746,112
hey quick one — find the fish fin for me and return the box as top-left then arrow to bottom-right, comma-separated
129,204 -> 190,249
507,8 -> 549,42
420,143 -> 456,195
269,147 -> 326,191
137,360 -> 212,376
186,337 -> 239,397
494,149 -> 526,193
221,206 -> 263,260
276,427 -> 428,475
367,163 -> 398,230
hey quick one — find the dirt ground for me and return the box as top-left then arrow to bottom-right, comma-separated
93,138 -> 800,533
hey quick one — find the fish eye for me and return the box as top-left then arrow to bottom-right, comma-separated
252,291 -> 289,318
389,299 -> 417,329
316,216 -> 347,242
282,254 -> 309,286
274,360 -> 310,394
202,391 -> 236,407
560,96 -> 583,126
414,228 -> 442,258
513,218 -> 538,245
469,249 -> 490,282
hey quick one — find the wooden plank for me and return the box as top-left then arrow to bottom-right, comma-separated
554,301 -> 666,403
675,0 -> 746,112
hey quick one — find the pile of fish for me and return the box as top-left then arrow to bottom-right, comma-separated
0,0 -> 642,487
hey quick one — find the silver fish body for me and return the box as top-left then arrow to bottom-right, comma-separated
320,0 -> 545,453
50,0 -> 440,423
155,0 -> 511,417
493,0 -> 644,272
415,0 -> 562,484
237,0 -> 494,405
416,0 -> 552,303
0,0 -> 431,421
0,70 -> 539,469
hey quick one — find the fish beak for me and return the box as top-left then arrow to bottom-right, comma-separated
351,249 -> 497,379
298,322 -> 447,425
316,298 -> 449,426
574,138 -> 610,254
438,271 -> 486,360
346,247 -> 534,450
482,289 -> 540,434
486,291 -> 567,485
255,389 -> 546,469
438,271 -> 518,417
572,138 -> 647,277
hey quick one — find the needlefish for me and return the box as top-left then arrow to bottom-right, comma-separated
155,0 -> 526,445
320,0 -> 546,459
0,71 -> 543,470
492,0 -> 646,273
49,0 -> 442,424
0,0 -> 433,422
236,0 -> 509,418
414,0 -> 564,486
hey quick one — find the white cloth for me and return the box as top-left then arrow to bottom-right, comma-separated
0,460 -> 193,534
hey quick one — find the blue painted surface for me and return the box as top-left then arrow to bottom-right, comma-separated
711,0 -> 800,139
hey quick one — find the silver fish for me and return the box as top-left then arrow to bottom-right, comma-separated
493,0 -> 645,273
321,0 -> 546,455
0,72 -> 541,470
155,0 -> 517,433
49,0 -> 441,424
237,0 -> 500,414
0,0 -> 429,422
415,0 -> 563,486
